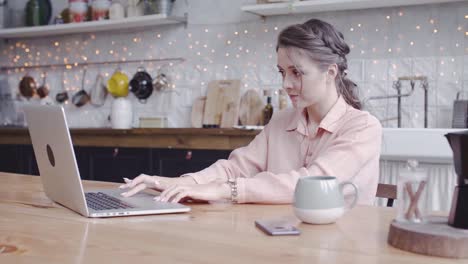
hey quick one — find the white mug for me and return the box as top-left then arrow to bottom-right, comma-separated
293,176 -> 358,224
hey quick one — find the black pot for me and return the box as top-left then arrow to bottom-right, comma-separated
129,67 -> 153,103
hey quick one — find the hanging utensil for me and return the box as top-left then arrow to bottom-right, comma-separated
72,69 -> 90,107
36,71 -> 49,98
56,70 -> 69,104
90,70 -> 108,107
130,66 -> 153,103
107,67 -> 129,97
153,67 -> 171,92
19,72 -> 37,99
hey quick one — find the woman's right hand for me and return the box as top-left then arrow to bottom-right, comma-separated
119,174 -> 196,198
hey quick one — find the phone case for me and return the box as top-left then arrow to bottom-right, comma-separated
255,220 -> 300,236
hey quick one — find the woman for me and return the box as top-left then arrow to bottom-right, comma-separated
120,19 -> 382,205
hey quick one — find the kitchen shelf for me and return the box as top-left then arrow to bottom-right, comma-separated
0,13 -> 187,40
241,0 -> 465,17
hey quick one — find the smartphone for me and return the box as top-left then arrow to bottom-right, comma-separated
255,219 -> 300,236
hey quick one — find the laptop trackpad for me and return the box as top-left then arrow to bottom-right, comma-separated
89,188 -> 159,207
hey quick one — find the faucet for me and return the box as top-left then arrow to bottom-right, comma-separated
366,76 -> 429,128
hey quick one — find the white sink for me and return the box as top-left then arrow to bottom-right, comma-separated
381,128 -> 467,163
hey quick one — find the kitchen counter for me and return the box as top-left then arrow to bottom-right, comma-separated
0,127 -> 464,162
0,127 -> 259,150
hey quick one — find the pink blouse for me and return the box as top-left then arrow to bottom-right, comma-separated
183,96 -> 383,205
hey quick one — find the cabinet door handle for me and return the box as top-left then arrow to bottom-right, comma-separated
113,148 -> 119,157
185,150 -> 192,160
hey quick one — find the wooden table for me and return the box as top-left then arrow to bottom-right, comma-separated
0,172 -> 463,263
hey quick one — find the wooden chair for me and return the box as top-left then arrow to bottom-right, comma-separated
377,183 -> 397,207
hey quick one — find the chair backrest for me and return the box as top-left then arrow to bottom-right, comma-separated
377,183 -> 397,207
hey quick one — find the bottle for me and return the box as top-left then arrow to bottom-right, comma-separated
25,0 -> 41,26
0,0 -> 6,29
127,0 -> 144,17
143,0 -> 154,15
109,0 -> 125,20
263,96 -> 273,125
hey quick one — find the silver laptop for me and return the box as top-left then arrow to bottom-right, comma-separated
23,105 -> 190,218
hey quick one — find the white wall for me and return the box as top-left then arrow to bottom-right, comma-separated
0,0 -> 467,128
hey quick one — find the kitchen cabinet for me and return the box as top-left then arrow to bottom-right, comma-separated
87,147 -> 153,183
0,145 -> 41,176
0,144 -> 231,183
20,145 -> 40,176
0,144 -> 88,178
0,145 -> 23,174
157,149 -> 231,177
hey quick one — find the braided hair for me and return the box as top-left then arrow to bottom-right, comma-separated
276,19 -> 361,109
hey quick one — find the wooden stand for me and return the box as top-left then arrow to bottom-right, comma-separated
388,216 -> 468,258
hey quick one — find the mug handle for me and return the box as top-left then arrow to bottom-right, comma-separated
339,181 -> 359,210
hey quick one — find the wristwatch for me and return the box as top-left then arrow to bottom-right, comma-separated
227,176 -> 238,204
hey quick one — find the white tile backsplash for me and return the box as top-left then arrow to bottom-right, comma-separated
436,80 -> 463,106
0,0 -> 466,128
400,79 -> 437,108
463,56 -> 468,81
347,59 -> 364,82
412,57 -> 438,81
388,58 -> 412,81
364,59 -> 389,81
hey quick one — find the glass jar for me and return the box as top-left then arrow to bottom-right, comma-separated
396,160 -> 429,223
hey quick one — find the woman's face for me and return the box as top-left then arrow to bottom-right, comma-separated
277,47 -> 334,109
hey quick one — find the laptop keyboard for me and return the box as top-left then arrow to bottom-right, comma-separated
85,192 -> 135,211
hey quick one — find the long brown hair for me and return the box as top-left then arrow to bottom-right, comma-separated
276,19 -> 361,109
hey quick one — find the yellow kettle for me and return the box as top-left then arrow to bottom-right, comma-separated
107,69 -> 129,97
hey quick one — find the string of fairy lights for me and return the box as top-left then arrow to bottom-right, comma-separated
1,7 -> 466,101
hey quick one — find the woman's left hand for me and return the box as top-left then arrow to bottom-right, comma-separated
156,182 -> 231,203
